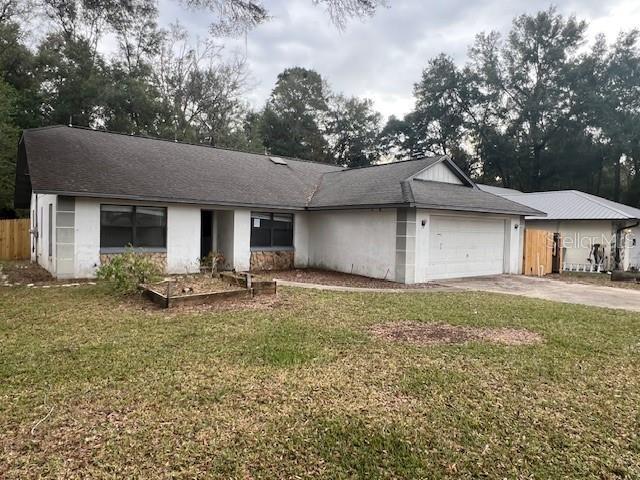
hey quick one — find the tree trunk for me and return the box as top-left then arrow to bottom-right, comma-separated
614,152 -> 621,202
531,144 -> 543,191
595,152 -> 604,195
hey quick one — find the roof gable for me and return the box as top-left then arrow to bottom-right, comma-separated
413,160 -> 462,185
308,157 -> 443,208
411,157 -> 473,187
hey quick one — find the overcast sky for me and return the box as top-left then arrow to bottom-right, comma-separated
157,0 -> 640,120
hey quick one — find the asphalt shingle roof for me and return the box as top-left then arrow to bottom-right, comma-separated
307,157 -> 441,208
16,126 -> 542,216
409,180 -> 540,215
21,126 -> 340,210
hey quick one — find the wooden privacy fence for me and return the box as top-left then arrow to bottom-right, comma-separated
523,229 -> 555,276
0,219 -> 30,261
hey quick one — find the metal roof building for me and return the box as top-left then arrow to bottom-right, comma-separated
477,187 -> 640,221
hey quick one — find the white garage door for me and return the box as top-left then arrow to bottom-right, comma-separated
428,216 -> 506,280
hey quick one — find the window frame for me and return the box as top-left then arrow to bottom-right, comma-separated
100,204 -> 167,252
48,203 -> 53,257
250,211 -> 294,250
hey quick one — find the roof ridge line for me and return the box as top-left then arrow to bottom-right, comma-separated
572,190 -> 636,218
400,179 -> 415,204
21,125 -> 65,132
307,170 -> 330,206
342,155 -> 446,172
38,125 -> 341,168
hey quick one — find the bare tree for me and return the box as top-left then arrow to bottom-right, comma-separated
181,0 -> 385,35
0,0 -> 32,23
154,24 -> 249,145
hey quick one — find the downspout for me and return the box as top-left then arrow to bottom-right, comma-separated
615,221 -> 640,270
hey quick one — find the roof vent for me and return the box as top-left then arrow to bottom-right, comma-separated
269,156 -> 288,165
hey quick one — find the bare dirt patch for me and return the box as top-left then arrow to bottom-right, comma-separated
170,292 -> 289,313
148,275 -> 238,295
1,261 -> 54,284
369,321 -> 542,346
120,287 -> 288,315
269,268 -> 441,289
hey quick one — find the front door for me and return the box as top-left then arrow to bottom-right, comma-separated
200,210 -> 213,260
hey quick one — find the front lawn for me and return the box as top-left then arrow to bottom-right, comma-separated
1,284 -> 639,478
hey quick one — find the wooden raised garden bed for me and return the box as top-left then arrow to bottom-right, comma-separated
142,272 -> 276,308
219,271 -> 277,294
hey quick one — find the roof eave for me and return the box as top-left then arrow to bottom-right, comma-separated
306,202 -> 411,211
31,189 -> 308,211
525,216 -> 638,221
414,203 -> 544,217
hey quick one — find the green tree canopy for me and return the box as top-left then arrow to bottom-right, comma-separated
327,94 -> 381,167
262,67 -> 330,163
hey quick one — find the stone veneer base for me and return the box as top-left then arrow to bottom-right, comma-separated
250,251 -> 294,271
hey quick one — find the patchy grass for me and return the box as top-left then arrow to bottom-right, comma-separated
549,271 -> 640,290
1,283 -> 640,478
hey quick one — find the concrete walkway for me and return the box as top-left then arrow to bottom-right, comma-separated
273,279 -> 451,293
275,275 -> 640,313
438,275 -> 640,313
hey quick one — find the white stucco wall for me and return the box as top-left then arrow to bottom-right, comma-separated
69,197 -> 210,277
74,197 -> 101,278
293,211 -> 309,268
232,209 -> 251,271
167,204 -> 200,274
526,220 -> 614,268
628,226 -> 640,270
72,199 -> 255,277
31,193 -> 58,275
508,216 -> 525,274
29,192 -> 526,282
307,209 -> 397,281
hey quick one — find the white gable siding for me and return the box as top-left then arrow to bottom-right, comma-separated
414,162 -> 462,184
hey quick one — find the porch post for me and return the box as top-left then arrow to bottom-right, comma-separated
232,209 -> 251,271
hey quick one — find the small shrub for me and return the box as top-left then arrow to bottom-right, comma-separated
96,249 -> 162,294
199,251 -> 226,271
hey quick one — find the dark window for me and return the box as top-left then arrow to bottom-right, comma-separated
250,212 -> 293,248
100,205 -> 166,249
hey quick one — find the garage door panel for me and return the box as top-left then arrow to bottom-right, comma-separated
427,216 -> 506,280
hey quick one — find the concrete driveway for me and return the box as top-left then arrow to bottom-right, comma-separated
439,275 -> 640,312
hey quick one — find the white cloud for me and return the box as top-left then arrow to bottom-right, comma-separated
154,0 -> 634,120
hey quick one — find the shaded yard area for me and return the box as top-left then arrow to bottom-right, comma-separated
270,268 -> 439,289
548,271 -> 640,290
1,284 -> 640,478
